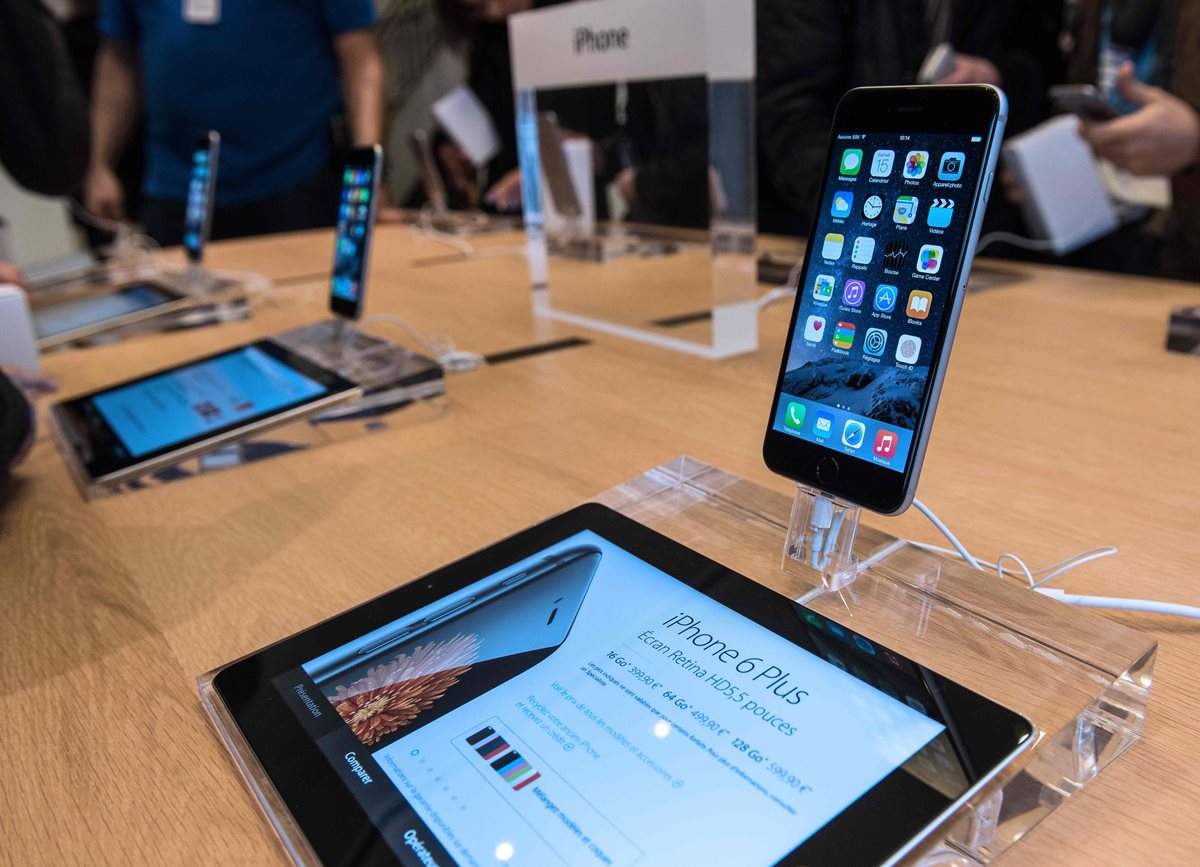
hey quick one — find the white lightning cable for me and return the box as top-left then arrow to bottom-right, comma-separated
975,231 -> 1059,255
360,312 -> 486,373
413,205 -> 526,260
910,497 -> 1200,621
757,259 -> 805,310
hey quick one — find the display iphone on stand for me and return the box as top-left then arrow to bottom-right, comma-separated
330,144 -> 383,322
763,85 -> 1007,514
184,131 -> 220,267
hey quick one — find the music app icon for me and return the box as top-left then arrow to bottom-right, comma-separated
874,428 -> 899,459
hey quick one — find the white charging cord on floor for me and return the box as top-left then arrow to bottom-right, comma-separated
910,497 -> 1200,621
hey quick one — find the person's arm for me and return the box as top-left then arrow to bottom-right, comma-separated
0,0 -> 89,196
757,0 -> 848,234
84,38 -> 139,221
333,29 -> 385,147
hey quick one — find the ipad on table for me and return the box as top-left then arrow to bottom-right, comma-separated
52,339 -> 360,488
32,280 -> 194,349
204,503 -> 1033,867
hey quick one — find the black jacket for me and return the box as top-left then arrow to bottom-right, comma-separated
757,0 -> 1061,234
0,0 -> 89,197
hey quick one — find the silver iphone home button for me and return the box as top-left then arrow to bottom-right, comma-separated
817,457 -> 840,484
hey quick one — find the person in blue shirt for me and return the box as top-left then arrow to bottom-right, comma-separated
83,0 -> 386,245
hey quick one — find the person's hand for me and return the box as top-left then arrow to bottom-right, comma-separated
1079,61 -> 1200,177
936,53 -> 1001,86
614,167 -> 638,209
83,162 -> 126,222
1,366 -> 57,399
436,142 -> 475,196
484,168 -> 523,211
0,263 -> 24,288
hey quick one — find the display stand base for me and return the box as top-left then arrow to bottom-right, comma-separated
68,322 -> 446,501
548,231 -> 682,263
593,457 -> 1157,865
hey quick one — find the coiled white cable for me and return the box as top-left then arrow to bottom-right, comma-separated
911,497 -> 1199,621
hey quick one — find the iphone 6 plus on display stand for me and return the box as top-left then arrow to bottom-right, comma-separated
763,86 -> 1007,514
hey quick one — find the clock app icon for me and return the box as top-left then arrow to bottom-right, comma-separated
862,194 -> 884,220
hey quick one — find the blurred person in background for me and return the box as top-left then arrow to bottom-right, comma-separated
1071,0 -> 1200,280
434,0 -> 616,213
0,0 -> 79,476
84,0 -> 389,246
757,0 -> 1061,235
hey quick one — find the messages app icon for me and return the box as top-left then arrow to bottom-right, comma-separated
840,149 -> 863,176
823,233 -> 845,260
831,191 -> 854,218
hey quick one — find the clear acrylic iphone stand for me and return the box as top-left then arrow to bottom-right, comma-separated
594,457 -> 1157,866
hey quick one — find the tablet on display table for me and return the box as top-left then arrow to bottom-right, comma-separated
205,504 -> 1034,867
52,339 -> 360,487
32,281 -> 193,348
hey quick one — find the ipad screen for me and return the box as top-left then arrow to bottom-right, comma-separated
273,531 -> 952,867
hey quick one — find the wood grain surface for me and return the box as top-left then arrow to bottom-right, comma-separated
4,224 -> 1200,864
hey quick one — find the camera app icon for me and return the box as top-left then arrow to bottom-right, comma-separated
938,152 -> 965,181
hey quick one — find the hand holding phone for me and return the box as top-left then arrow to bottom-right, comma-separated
1049,84 -> 1120,122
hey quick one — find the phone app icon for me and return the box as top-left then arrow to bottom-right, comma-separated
813,274 -> 835,301
840,148 -> 863,176
873,284 -> 898,313
895,333 -> 922,365
851,236 -> 875,264
833,321 -> 856,349
874,428 -> 899,458
917,245 -> 943,274
927,198 -> 955,228
842,420 -> 866,449
822,233 -> 845,259
870,149 -> 895,177
842,279 -> 866,306
814,411 -> 834,438
784,402 -> 806,430
863,327 -> 888,357
804,315 -> 826,342
883,239 -> 909,269
862,194 -> 884,220
903,150 -> 929,179
906,290 -> 933,319
831,190 -> 854,218
893,195 -> 919,225
938,151 -> 965,180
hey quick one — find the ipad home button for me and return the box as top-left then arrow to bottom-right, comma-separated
816,457 -> 839,484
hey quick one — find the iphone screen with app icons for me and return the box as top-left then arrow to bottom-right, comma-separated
770,129 -> 985,473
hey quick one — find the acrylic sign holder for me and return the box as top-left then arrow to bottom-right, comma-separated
509,0 -> 760,359
593,457 -> 1156,865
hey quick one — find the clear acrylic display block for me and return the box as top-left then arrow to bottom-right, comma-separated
62,325 -> 446,501
510,0 -> 759,359
593,457 -> 1156,865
